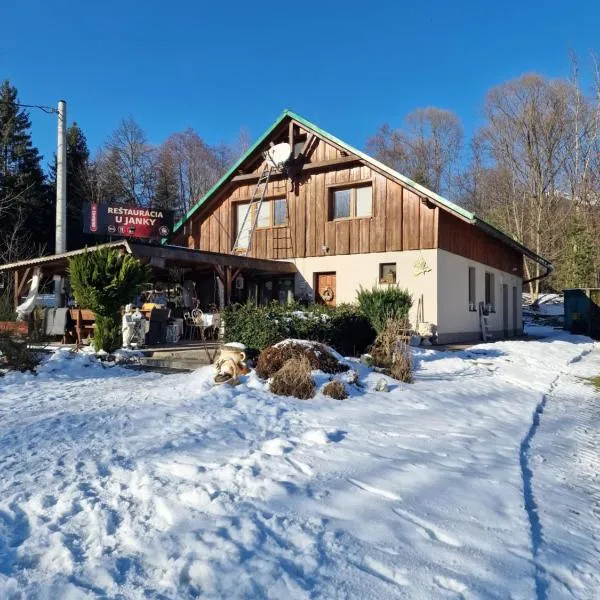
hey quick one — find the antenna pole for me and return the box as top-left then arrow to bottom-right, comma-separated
54,99 -> 67,307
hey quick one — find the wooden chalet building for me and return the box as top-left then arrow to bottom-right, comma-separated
172,110 -> 552,343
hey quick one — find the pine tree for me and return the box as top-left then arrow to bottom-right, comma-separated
0,80 -> 50,253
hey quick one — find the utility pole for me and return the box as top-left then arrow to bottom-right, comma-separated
54,99 -> 67,307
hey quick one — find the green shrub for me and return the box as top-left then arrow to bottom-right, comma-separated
223,301 -> 374,356
357,285 -> 412,334
69,248 -> 150,352
0,290 -> 15,321
0,332 -> 42,372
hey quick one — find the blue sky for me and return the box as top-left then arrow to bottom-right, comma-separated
2,0 -> 597,170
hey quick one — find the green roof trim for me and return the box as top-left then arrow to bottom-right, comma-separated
172,109 -> 550,269
284,110 -> 477,222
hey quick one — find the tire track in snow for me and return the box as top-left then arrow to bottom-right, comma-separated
519,346 -> 594,600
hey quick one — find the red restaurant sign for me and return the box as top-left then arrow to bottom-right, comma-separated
83,202 -> 174,239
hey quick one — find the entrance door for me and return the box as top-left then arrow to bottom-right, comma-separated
512,286 -> 518,336
502,284 -> 509,337
315,272 -> 336,306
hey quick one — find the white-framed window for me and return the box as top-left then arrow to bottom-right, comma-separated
329,184 -> 372,220
485,271 -> 495,313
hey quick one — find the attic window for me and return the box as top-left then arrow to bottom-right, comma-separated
329,184 -> 372,220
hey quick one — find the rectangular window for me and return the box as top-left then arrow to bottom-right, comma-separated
256,200 -> 271,228
355,185 -> 373,217
273,198 -> 287,226
332,189 -> 351,219
235,203 -> 252,249
234,197 -> 288,247
330,184 -> 372,220
468,267 -> 476,311
379,263 -> 396,284
485,272 -> 495,312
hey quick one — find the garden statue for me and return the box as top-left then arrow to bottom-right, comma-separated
214,343 -> 249,385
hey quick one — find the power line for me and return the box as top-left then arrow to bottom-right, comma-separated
15,102 -> 58,115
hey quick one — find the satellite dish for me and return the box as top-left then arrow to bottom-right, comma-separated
264,142 -> 291,169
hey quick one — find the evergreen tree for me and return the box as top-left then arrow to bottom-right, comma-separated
68,248 -> 150,352
153,147 -> 178,210
50,122 -> 96,249
555,214 -> 597,290
0,80 -> 51,253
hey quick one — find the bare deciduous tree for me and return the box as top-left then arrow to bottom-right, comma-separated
367,107 -> 463,195
95,116 -> 156,206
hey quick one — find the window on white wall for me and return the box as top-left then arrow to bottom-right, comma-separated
485,272 -> 495,312
468,267 -> 476,311
379,263 -> 397,284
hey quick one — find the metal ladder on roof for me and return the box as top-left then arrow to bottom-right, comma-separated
478,301 -> 492,341
231,163 -> 274,255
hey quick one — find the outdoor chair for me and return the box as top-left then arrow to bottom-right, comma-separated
183,311 -> 200,340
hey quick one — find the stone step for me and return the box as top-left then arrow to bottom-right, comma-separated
136,356 -> 213,372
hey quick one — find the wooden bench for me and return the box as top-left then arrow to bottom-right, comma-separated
68,308 -> 96,345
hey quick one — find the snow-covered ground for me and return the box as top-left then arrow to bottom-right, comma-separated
0,328 -> 599,599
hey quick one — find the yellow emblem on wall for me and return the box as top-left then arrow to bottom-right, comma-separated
413,256 -> 432,276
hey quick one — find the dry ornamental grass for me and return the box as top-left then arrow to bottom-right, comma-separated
256,341 -> 348,380
323,380 -> 348,400
269,356 -> 316,400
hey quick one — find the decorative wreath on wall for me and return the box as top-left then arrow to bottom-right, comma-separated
321,287 -> 335,302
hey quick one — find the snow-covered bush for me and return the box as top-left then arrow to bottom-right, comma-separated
269,356 -> 315,400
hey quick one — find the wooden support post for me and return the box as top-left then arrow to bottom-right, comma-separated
225,266 -> 233,306
13,269 -> 19,312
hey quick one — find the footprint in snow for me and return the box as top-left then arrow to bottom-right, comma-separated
347,478 -> 402,501
392,507 -> 462,547
433,575 -> 469,596
359,555 -> 409,587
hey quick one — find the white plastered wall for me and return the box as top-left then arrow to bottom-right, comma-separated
436,249 -> 523,343
291,249 -> 439,327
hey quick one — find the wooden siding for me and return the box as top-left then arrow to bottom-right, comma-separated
437,210 -> 524,277
174,131 -> 523,276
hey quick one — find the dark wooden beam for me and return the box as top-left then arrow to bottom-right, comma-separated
231,155 -> 361,184
128,243 -> 297,275
297,133 -> 316,159
213,264 -> 225,283
225,266 -> 233,306
288,121 -> 294,154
